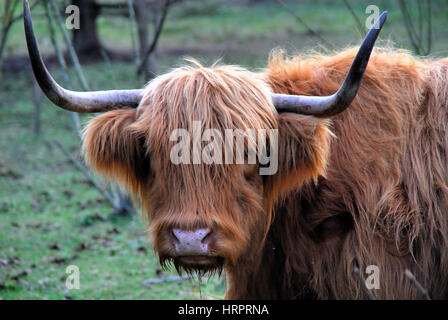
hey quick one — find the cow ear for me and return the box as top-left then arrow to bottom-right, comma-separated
82,109 -> 150,194
264,113 -> 332,201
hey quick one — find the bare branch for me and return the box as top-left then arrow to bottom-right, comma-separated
44,0 -> 82,136
45,1 -> 134,216
425,0 -> 432,56
11,0 -> 40,23
398,0 -> 432,56
343,0 -> 365,36
142,275 -> 192,285
51,140 -> 117,209
32,76 -> 42,136
275,0 -> 334,49
48,0 -> 90,90
1,0 -> 20,79
127,0 -> 141,67
1,0 -> 41,98
404,269 -> 431,300
137,0 -> 170,75
398,0 -> 421,53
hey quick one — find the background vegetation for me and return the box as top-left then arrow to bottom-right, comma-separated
1,0 -> 447,300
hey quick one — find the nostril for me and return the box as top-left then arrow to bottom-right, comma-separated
171,228 -> 213,255
171,230 -> 180,244
201,230 -> 213,244
171,228 -> 213,246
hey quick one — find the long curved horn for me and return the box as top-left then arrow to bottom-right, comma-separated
272,11 -> 387,117
23,0 -> 144,113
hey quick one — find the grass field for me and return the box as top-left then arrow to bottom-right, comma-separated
0,60 -> 227,299
1,0 -> 447,300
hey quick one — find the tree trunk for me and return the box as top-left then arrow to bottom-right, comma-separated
33,76 -> 42,137
0,23 -> 11,83
134,0 -> 158,80
0,0 -> 19,83
72,0 -> 103,59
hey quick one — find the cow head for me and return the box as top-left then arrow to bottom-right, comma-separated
23,0 -> 386,274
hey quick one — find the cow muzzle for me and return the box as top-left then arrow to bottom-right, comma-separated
170,228 -> 223,271
171,228 -> 213,256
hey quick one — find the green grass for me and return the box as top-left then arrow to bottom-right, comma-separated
0,61 -> 225,300
1,0 -> 448,300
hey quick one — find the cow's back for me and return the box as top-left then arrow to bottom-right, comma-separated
267,49 -> 448,299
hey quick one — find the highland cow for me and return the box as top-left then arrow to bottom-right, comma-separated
24,0 -> 448,299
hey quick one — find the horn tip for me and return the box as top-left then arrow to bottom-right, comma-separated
23,0 -> 31,20
379,11 -> 388,27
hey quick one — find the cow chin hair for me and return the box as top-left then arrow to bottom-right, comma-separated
159,256 -> 224,278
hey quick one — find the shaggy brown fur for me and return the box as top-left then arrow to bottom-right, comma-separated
83,48 -> 448,299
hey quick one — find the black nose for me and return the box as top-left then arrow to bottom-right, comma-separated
171,228 -> 213,256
